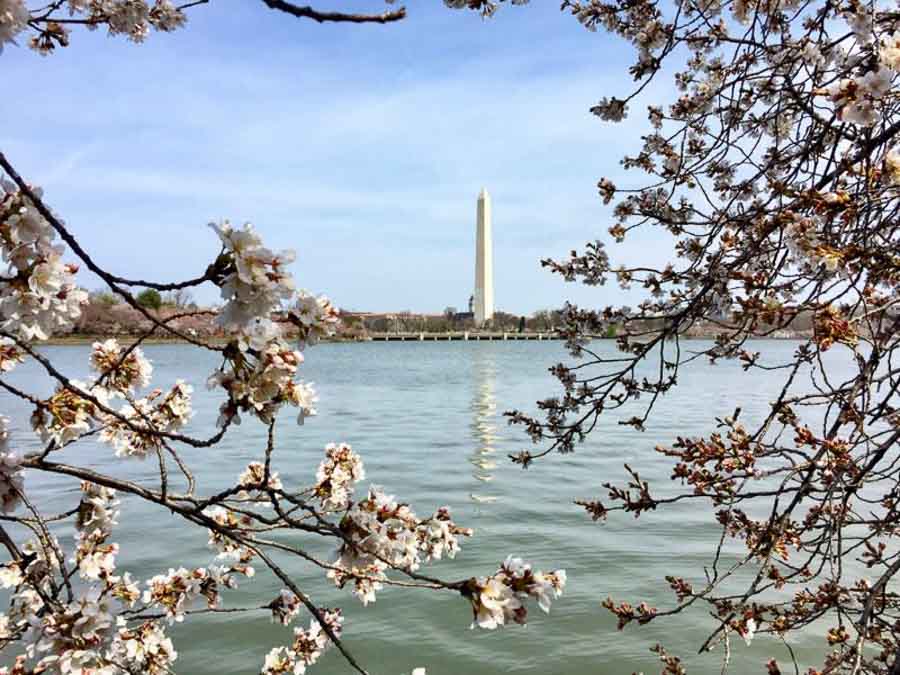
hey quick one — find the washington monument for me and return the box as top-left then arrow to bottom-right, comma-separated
473,187 -> 495,325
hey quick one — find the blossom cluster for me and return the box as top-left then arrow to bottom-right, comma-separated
18,586 -> 120,673
314,442 -> 365,510
99,380 -> 193,458
204,505 -> 255,561
1,0 -> 188,55
465,556 -> 566,629
0,0 -> 29,51
0,337 -> 22,372
74,481 -> 121,581
204,225 -> 337,430
143,563 -> 254,623
442,0 -> 530,16
90,337 -> 153,395
262,608 -> 343,675
76,484 -> 120,538
31,379 -> 106,448
208,334 -> 318,427
84,0 -> 187,41
269,589 -> 303,626
211,221 -> 296,331
0,415 -> 23,514
796,11 -> 900,126
783,209 -> 847,276
827,65 -> 893,126
108,619 -> 179,674
0,181 -> 87,341
291,290 -> 340,347
238,460 -> 283,501
328,485 -> 472,605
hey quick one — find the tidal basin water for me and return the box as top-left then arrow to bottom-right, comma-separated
1,340 -> 856,674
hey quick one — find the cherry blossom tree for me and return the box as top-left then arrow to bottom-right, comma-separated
0,2 -> 566,673
497,0 -> 900,672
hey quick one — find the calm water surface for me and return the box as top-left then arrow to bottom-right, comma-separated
0,340 -> 856,674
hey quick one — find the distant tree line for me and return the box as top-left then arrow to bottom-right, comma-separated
89,288 -> 197,310
343,308 -> 585,335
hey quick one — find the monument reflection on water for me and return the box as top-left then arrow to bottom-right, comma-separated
469,349 -> 500,504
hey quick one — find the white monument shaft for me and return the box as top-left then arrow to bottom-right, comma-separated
474,188 -> 494,325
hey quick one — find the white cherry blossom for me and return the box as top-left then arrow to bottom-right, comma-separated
0,0 -> 28,50
90,338 -> 153,395
210,220 -> 296,331
0,416 -> 23,514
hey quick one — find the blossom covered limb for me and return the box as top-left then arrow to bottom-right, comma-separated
506,0 -> 900,670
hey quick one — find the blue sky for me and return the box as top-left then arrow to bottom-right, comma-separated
1,1 -> 668,314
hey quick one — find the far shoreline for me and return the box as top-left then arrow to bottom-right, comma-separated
39,334 -> 808,346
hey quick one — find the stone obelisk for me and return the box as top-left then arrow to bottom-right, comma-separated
474,187 -> 494,326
